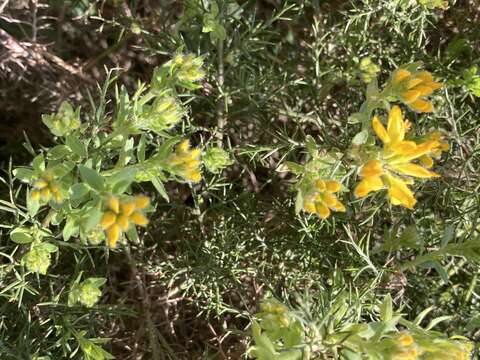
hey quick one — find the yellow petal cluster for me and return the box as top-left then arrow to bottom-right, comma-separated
173,54 -> 205,83
168,139 -> 202,183
355,106 -> 443,209
391,332 -> 420,360
30,171 -> 62,203
392,69 -> 442,113
100,195 -> 150,248
303,179 -> 345,219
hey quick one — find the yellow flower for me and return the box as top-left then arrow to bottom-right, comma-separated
168,139 -> 203,183
392,347 -> 419,360
30,170 -> 62,203
355,106 -> 443,209
397,332 -> 415,347
391,68 -> 442,113
418,130 -> 449,168
303,179 -> 345,219
173,54 -> 205,83
101,195 -> 150,248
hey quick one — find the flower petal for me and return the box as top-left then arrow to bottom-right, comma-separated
393,69 -> 411,84
131,211 -> 149,226
409,99 -> 434,113
332,199 -> 346,212
117,214 -> 130,231
402,89 -> 421,103
325,180 -> 341,193
106,224 -> 121,248
101,212 -> 117,229
303,200 -> 316,213
387,106 -> 405,143
360,159 -> 384,178
387,141 -> 417,156
107,196 -> 120,213
315,179 -> 326,191
134,195 -> 150,209
354,176 -> 384,198
406,78 -> 423,89
419,155 -> 434,168
385,174 -> 417,209
372,116 -> 390,143
315,202 -> 330,219
323,193 -> 338,207
391,163 -> 439,178
121,201 -> 136,216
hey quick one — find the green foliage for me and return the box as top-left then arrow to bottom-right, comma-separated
249,294 -> 473,360
1,0 -> 480,358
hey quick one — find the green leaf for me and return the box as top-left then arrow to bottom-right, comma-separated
63,216 -> 78,241
13,168 -> 35,182
398,225 -> 421,250
66,134 -> 87,157
284,162 -> 304,175
48,145 -> 72,160
10,227 -> 34,244
441,225 -> 455,247
426,315 -> 454,330
137,133 -> 147,162
32,153 -> 45,172
426,260 -> 449,283
83,208 -> 103,233
106,167 -> 136,189
70,183 -> 90,200
152,177 -> 169,202
79,166 -> 105,191
305,135 -> 317,157
379,294 -> 393,322
27,189 -> 40,216
37,242 -> 59,253
88,277 -> 107,287
51,161 -> 75,178
352,130 -> 369,146
295,191 -> 304,215
277,350 -> 303,360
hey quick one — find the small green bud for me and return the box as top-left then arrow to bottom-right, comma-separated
86,227 -> 106,245
69,278 -> 105,307
203,147 -> 233,174
22,246 -> 51,275
42,101 -> 81,137
173,54 -> 205,83
359,57 -> 380,84
138,97 -> 184,134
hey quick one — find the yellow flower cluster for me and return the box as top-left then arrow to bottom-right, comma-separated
391,332 -> 419,360
30,171 -> 62,203
389,332 -> 473,360
173,54 -> 205,83
259,299 -> 292,328
168,139 -> 202,183
100,195 -> 149,248
355,106 -> 443,209
303,179 -> 345,219
392,69 -> 443,113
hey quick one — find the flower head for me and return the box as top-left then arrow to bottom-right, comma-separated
359,57 -> 380,84
173,54 -> 205,83
42,101 -> 81,137
30,170 -> 63,204
100,195 -> 150,248
355,106 -> 444,209
167,139 -> 202,183
391,68 -> 442,112
138,96 -> 184,134
302,179 -> 345,219
22,246 -> 51,275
